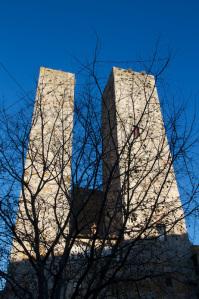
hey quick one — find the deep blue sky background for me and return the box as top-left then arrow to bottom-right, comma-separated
0,0 -> 199,242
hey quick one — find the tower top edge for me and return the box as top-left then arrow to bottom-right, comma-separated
103,66 -> 155,95
112,66 -> 155,79
39,66 -> 75,78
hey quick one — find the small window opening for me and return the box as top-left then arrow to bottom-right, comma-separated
133,125 -> 140,139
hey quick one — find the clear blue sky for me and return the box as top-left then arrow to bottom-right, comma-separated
0,0 -> 198,242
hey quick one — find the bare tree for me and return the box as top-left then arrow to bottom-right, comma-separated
0,55 -> 198,299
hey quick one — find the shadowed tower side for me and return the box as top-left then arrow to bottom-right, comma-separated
11,67 -> 75,262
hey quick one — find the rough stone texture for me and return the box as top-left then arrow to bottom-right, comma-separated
4,67 -> 198,299
11,67 -> 74,261
102,67 -> 197,298
102,67 -> 187,239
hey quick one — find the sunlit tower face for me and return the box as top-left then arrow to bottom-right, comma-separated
11,67 -> 75,261
102,67 -> 187,240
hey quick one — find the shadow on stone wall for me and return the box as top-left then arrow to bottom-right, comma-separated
1,233 -> 199,299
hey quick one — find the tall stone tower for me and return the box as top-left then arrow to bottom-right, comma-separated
4,66 -> 196,299
101,67 -> 196,298
102,67 -> 187,240
11,67 -> 75,262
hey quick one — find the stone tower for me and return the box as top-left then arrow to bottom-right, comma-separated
4,66 -> 197,299
101,67 -> 196,297
102,67 -> 187,240
11,67 -> 75,262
